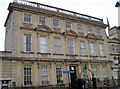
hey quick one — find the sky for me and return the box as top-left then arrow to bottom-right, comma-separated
0,0 -> 118,51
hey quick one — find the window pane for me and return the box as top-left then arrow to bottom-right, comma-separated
54,38 -> 61,54
56,66 -> 63,84
53,19 -> 59,28
65,22 -> 72,30
89,42 -> 96,56
68,40 -> 74,54
88,26 -> 93,33
99,43 -> 104,56
39,36 -> 47,53
39,17 -> 46,25
24,14 -> 32,23
102,65 -> 108,79
96,29 -> 101,35
24,34 -> 31,52
24,66 -> 32,86
80,41 -> 86,55
77,24 -> 83,32
41,66 -> 49,85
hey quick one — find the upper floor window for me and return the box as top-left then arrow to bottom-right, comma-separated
89,42 -> 96,56
39,17 -> 46,25
23,34 -> 32,52
53,19 -> 59,28
54,38 -> 61,54
77,24 -> 83,32
99,43 -> 104,56
67,40 -> 74,54
65,22 -> 72,30
39,36 -> 47,53
24,14 -> 32,23
87,26 -> 93,33
112,45 -> 119,52
80,41 -> 86,56
96,29 -> 101,36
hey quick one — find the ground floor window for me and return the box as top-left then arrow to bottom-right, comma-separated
92,66 -> 99,80
102,65 -> 108,80
24,66 -> 32,86
56,66 -> 63,84
40,66 -> 49,85
82,66 -> 89,80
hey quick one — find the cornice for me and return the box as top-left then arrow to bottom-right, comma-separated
5,2 -> 107,29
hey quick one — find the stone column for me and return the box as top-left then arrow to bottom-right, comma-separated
16,61 -> 22,87
78,63 -> 82,78
98,63 -> 103,81
33,62 -> 39,86
107,63 -> 112,80
88,63 -> 92,79
49,62 -> 56,85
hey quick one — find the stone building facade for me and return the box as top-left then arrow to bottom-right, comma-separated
108,26 -> 120,80
0,0 -> 113,88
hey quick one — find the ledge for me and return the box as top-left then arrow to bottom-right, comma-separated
66,54 -> 78,56
21,51 -> 34,54
99,56 -> 106,58
37,52 -> 51,55
53,53 -> 64,55
89,55 -> 98,57
80,55 -> 88,57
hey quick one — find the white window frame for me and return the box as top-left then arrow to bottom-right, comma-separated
24,66 -> 32,86
56,66 -> 63,84
102,65 -> 108,80
23,34 -> 32,52
39,36 -> 47,53
93,66 -> 99,79
53,19 -> 59,28
23,13 -> 32,23
99,43 -> 104,56
40,66 -> 49,86
67,40 -> 74,54
65,22 -> 72,30
39,17 -> 46,25
89,42 -> 96,56
87,26 -> 93,33
54,38 -> 61,54
80,41 -> 86,56
77,24 -> 83,32
96,28 -> 101,36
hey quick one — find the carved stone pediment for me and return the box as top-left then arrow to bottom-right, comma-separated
78,32 -> 85,38
62,30 -> 78,37
35,25 -> 52,33
96,35 -> 104,41
86,33 -> 97,40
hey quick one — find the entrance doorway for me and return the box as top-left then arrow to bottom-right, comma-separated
69,66 -> 77,88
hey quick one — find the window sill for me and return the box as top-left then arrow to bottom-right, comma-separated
53,53 -> 64,55
37,52 -> 51,55
89,55 -> 98,57
80,55 -> 88,57
66,54 -> 78,56
100,56 -> 106,58
21,51 -> 34,54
